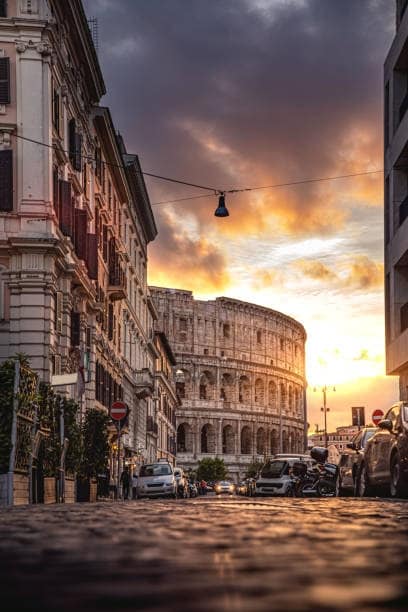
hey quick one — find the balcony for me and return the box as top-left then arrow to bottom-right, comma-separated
400,90 -> 408,125
107,268 -> 126,301
134,368 -> 154,399
147,415 -> 159,435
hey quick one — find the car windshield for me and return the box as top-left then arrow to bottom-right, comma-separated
219,481 -> 231,486
362,430 -> 376,448
139,464 -> 172,477
260,460 -> 288,478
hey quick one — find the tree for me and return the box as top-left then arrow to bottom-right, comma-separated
245,460 -> 263,479
197,457 -> 227,482
79,408 -> 110,479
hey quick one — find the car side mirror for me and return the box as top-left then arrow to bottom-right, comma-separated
378,419 -> 393,432
346,442 -> 356,450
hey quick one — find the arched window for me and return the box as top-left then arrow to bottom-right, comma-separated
241,426 -> 252,454
238,375 -> 250,403
280,382 -> 287,412
201,423 -> 216,453
256,427 -> 266,455
220,373 -> 234,401
254,378 -> 265,404
177,422 -> 193,453
282,429 -> 288,453
222,425 -> 235,454
268,380 -> 277,410
270,429 -> 278,455
288,386 -> 294,412
199,370 -> 214,400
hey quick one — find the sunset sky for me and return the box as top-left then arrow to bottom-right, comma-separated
84,0 -> 400,431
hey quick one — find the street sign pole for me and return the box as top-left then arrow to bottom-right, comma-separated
117,422 -> 121,501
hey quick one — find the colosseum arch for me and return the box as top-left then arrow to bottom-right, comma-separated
268,380 -> 277,410
177,422 -> 193,453
282,429 -> 288,453
175,368 -> 192,400
288,429 -> 294,453
288,386 -> 294,412
220,373 -> 234,401
222,425 -> 235,454
201,423 -> 216,453
254,378 -> 265,404
256,427 -> 266,454
238,375 -> 251,403
270,429 -> 278,455
199,370 -> 215,400
280,382 -> 287,412
240,425 -> 252,454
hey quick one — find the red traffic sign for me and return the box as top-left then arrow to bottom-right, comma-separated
372,409 -> 384,426
110,401 -> 127,421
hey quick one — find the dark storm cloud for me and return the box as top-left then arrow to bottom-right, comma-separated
83,0 -> 392,275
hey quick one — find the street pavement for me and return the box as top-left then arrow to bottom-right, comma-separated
0,496 -> 408,611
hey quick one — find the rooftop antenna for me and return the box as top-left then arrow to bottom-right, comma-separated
88,17 -> 99,54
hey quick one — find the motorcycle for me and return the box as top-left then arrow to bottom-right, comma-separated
288,447 -> 338,497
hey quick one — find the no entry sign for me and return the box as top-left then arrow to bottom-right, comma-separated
110,401 -> 127,421
372,409 -> 384,426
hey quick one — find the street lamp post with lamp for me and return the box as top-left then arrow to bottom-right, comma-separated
313,385 -> 335,448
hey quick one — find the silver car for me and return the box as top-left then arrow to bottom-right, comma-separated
255,457 -> 314,496
136,462 -> 177,499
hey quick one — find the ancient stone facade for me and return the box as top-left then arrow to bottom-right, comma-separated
150,288 -> 307,482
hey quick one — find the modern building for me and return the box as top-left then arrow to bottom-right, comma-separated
384,0 -> 408,399
150,288 -> 307,482
0,0 -> 157,482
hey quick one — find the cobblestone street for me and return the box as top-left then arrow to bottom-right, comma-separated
0,497 -> 408,611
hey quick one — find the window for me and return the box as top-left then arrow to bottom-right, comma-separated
70,311 -> 80,347
52,84 -> 60,134
0,1 -> 7,18
179,318 -> 187,331
0,149 -> 13,211
0,56 -> 10,104
257,330 -> 262,344
223,323 -> 230,338
280,338 -> 284,351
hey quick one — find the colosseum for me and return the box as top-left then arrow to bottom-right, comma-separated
150,287 -> 307,482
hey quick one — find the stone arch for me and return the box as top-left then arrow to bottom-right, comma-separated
254,378 -> 265,404
270,429 -> 278,455
238,375 -> 251,403
282,429 -> 288,453
288,429 -> 294,453
175,368 -> 192,399
177,422 -> 193,453
268,380 -> 277,410
294,387 -> 300,414
256,427 -> 266,455
222,424 -> 235,454
280,382 -> 287,412
240,425 -> 252,454
220,372 -> 234,401
201,423 -> 216,453
288,386 -> 294,412
199,370 -> 214,400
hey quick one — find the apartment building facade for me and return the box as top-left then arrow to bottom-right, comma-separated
384,0 -> 408,398
0,0 -> 158,473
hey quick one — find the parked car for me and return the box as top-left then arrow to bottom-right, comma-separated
356,402 -> 408,498
336,427 -> 377,496
136,461 -> 177,499
237,481 -> 248,495
255,456 -> 315,496
214,481 -> 235,495
174,467 -> 188,498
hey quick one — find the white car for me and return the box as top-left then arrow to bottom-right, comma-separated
255,456 -> 314,496
214,481 -> 235,495
136,462 -> 177,499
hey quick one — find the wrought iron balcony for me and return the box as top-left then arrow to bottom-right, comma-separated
107,267 -> 126,301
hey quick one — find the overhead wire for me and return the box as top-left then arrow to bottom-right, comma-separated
11,131 -> 383,207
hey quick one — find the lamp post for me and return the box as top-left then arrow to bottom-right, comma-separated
314,385 -> 335,448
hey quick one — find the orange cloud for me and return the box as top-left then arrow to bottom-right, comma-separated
295,259 -> 337,281
344,255 -> 383,290
251,268 -> 283,290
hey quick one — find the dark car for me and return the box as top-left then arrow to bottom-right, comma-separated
356,402 -> 408,498
336,427 -> 377,496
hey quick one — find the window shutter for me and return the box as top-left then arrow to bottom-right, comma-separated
0,1 -> 6,17
102,224 -> 108,262
108,303 -> 114,340
68,118 -> 76,164
74,208 -> 87,260
0,57 -> 10,105
59,180 -> 74,237
74,132 -> 82,172
0,149 -> 13,211
55,291 -> 63,334
53,168 -> 59,218
70,311 -> 81,347
86,233 -> 98,280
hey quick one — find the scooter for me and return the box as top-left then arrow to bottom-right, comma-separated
288,447 -> 338,497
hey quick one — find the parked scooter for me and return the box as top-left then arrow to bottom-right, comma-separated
288,447 -> 338,497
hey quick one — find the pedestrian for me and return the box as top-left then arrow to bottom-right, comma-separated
200,479 -> 207,496
120,466 -> 130,500
132,470 -> 138,500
